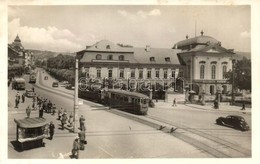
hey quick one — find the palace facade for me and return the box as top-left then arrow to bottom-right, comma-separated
174,31 -> 235,95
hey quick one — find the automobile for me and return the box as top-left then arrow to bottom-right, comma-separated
59,81 -> 69,87
52,82 -> 59,87
66,84 -> 75,90
26,89 -> 36,98
216,115 -> 250,131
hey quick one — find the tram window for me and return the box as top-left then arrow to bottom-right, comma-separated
131,98 -> 134,103
111,93 -> 115,99
124,97 -> 128,102
143,99 -> 147,104
140,99 -> 143,103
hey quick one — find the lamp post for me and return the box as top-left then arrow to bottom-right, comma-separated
73,58 -> 79,133
231,59 -> 236,105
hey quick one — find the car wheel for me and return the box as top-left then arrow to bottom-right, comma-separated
217,119 -> 224,125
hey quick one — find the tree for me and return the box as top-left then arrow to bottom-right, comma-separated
225,57 -> 251,91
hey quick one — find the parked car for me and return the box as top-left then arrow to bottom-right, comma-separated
59,81 -> 69,87
66,84 -> 75,90
26,89 -> 36,98
216,115 -> 250,131
52,82 -> 59,87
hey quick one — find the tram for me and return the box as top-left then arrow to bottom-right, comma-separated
103,89 -> 149,115
29,72 -> 36,83
12,78 -> 26,90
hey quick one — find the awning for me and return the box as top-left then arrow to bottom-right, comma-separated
14,117 -> 47,128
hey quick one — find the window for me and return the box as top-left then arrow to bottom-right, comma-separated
164,70 -> 168,79
97,68 -> 101,78
155,69 -> 160,78
107,55 -> 113,60
172,70 -> 175,78
96,54 -> 102,60
108,69 -> 113,78
222,65 -> 227,79
139,69 -> 143,79
150,57 -> 155,62
165,57 -> 170,62
131,69 -> 135,78
106,45 -> 110,49
119,55 -> 124,61
119,69 -> 124,78
200,65 -> 205,79
211,65 -> 216,79
147,69 -> 151,78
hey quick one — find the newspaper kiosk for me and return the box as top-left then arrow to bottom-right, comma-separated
14,117 -> 47,150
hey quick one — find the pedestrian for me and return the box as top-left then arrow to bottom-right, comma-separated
78,130 -> 86,150
52,104 -> 56,115
32,87 -> 34,92
72,137 -> 80,159
172,98 -> 177,107
241,101 -> 246,110
26,105 -> 31,118
21,93 -> 25,103
79,115 -> 85,131
39,107 -> 44,118
68,112 -> 73,127
49,121 -> 55,140
58,108 -> 63,120
15,96 -> 19,108
47,100 -> 52,113
61,112 -> 68,130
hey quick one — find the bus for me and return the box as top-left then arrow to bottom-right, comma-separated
12,78 -> 26,90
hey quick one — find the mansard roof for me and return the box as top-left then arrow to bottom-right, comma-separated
174,35 -> 219,49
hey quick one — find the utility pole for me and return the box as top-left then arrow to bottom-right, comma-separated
73,58 -> 79,133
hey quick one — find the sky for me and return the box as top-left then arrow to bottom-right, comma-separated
8,5 -> 251,52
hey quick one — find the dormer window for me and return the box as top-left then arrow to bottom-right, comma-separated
150,57 -> 155,62
106,45 -> 110,49
96,54 -> 102,60
165,57 -> 170,62
107,55 -> 113,60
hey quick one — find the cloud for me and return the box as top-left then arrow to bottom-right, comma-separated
8,18 -> 82,52
118,9 -> 161,20
240,31 -> 250,38
148,9 -> 161,16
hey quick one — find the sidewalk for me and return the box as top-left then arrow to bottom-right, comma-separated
153,100 -> 251,114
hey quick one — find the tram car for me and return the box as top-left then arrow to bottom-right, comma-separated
12,78 -> 26,90
103,89 -> 149,115
29,72 -> 36,83
79,88 -> 103,103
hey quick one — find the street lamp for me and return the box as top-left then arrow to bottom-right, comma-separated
73,57 -> 79,133
231,59 -> 236,105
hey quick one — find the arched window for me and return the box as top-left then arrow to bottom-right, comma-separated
107,55 -> 113,60
200,65 -> 205,79
211,65 -> 216,79
106,45 -> 110,49
119,55 -> 124,61
222,65 -> 227,79
96,54 -> 102,60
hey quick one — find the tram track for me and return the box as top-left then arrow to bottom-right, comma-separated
35,69 -> 251,158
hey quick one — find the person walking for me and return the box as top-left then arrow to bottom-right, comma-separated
172,98 -> 177,107
72,137 -> 80,159
52,104 -> 56,115
68,112 -> 73,127
79,115 -> 85,131
49,121 -> 55,140
61,112 -> 68,130
15,92 -> 20,108
39,106 -> 44,118
241,101 -> 246,110
58,108 -> 63,120
21,93 -> 25,103
26,105 -> 31,118
78,130 -> 86,150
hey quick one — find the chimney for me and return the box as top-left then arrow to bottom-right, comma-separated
145,45 -> 150,52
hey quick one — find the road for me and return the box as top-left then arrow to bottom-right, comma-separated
8,69 -> 211,158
